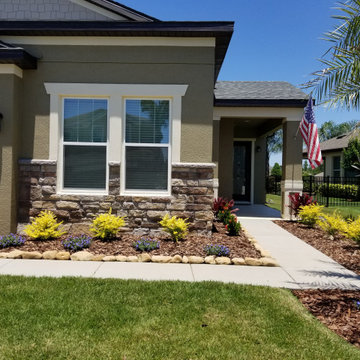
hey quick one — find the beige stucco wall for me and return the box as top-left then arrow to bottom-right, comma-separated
19,45 -> 215,162
322,151 -> 343,177
0,74 -> 22,234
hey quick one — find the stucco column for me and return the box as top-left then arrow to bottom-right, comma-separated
281,119 -> 303,218
212,117 -> 220,198
0,72 -> 22,235
218,118 -> 234,199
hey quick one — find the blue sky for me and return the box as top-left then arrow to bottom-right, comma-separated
124,0 -> 359,164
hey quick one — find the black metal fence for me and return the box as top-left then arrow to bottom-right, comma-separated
266,175 -> 360,207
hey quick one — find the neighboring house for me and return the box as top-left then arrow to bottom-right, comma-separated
303,132 -> 357,178
0,0 -> 307,235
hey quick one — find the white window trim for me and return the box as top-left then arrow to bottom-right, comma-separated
44,83 -> 188,195
122,98 -> 172,196
58,97 -> 109,195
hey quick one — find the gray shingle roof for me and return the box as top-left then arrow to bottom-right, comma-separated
214,81 -> 308,100
303,130 -> 359,154
320,131 -> 358,152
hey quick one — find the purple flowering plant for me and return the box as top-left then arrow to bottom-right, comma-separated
0,233 -> 26,248
133,238 -> 160,252
204,244 -> 230,257
62,235 -> 92,252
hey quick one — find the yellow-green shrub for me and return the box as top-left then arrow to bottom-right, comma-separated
317,212 -> 347,237
24,210 -> 66,240
90,208 -> 125,240
298,204 -> 324,228
159,214 -> 189,242
342,217 -> 360,244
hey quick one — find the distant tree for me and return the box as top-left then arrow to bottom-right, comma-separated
266,129 -> 282,176
343,138 -> 360,173
271,162 -> 282,177
303,159 -> 324,176
318,120 -> 357,142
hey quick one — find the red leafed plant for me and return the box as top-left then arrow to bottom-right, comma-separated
212,197 -> 238,217
288,193 -> 317,217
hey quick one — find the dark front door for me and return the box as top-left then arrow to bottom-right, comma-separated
233,141 -> 252,202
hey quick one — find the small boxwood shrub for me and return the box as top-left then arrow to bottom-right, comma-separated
62,235 -> 92,252
25,210 -> 66,240
90,208 -> 126,240
0,234 -> 26,248
133,238 -> 160,252
159,214 -> 189,242
204,244 -> 230,257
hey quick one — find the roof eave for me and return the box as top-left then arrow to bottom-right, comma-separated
0,21 -> 234,80
0,49 -> 37,69
214,98 -> 308,108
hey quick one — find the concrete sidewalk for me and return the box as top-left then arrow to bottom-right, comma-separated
0,218 -> 359,289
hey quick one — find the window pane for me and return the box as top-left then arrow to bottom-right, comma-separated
126,146 -> 168,190
64,99 -> 107,143
64,145 -> 106,189
126,100 -> 169,144
333,156 -> 341,170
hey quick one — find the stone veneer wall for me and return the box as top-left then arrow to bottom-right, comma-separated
18,160 -> 215,235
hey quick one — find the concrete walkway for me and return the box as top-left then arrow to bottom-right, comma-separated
0,218 -> 359,289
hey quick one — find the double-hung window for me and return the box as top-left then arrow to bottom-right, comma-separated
124,99 -> 170,193
62,98 -> 108,191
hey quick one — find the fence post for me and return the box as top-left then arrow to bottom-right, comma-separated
326,176 -> 330,207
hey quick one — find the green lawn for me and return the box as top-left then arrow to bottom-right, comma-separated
266,194 -> 360,218
0,276 -> 358,360
266,194 -> 281,212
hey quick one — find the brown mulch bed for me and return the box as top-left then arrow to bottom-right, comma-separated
1,222 -> 260,258
293,289 -> 360,348
274,220 -> 360,348
275,220 -> 360,276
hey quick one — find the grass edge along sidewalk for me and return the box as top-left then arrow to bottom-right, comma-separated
0,276 -> 358,360
265,194 -> 360,218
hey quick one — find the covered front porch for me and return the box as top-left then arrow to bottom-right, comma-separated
213,81 -> 307,218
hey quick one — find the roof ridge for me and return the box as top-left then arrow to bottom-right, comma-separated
84,0 -> 159,22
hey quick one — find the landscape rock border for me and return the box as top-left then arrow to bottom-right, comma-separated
0,226 -> 279,267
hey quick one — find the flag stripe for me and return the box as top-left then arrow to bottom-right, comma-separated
299,96 -> 323,169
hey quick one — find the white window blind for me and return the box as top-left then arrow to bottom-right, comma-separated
125,99 -> 170,191
63,98 -> 108,190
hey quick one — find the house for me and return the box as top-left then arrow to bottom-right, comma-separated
0,0 -> 307,235
303,131 -> 358,178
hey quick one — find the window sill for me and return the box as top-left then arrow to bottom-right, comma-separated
120,191 -> 171,198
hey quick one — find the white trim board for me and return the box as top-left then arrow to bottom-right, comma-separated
44,83 -> 187,194
1,36 -> 216,47
0,64 -> 23,78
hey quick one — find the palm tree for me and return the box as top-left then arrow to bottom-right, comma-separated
305,0 -> 360,110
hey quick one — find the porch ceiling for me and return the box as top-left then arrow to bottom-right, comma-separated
226,117 -> 282,137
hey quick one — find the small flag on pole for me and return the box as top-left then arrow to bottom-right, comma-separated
299,96 -> 323,169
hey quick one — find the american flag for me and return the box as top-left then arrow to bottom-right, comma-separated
300,96 -> 323,169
